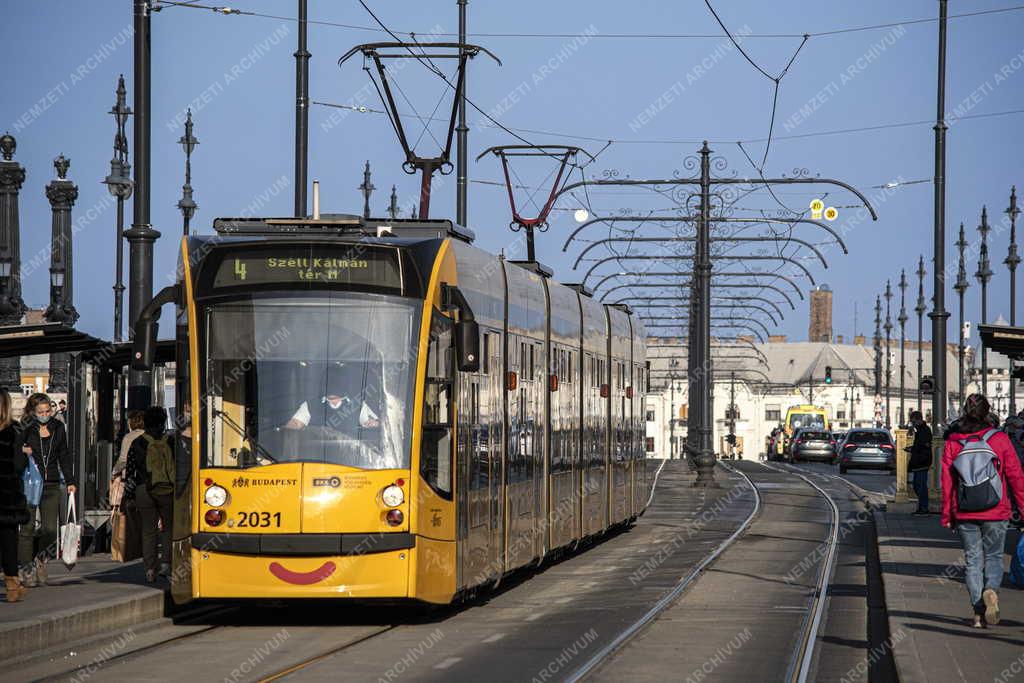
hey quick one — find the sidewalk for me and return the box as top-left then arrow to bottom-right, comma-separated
875,501 -> 1024,683
0,553 -> 165,663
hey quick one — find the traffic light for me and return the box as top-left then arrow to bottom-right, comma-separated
920,375 -> 935,393
726,433 -> 737,445
825,366 -> 832,384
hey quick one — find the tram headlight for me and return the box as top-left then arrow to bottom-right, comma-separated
204,484 -> 228,507
386,509 -> 404,526
381,484 -> 404,508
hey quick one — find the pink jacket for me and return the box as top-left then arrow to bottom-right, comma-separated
941,427 -> 1024,527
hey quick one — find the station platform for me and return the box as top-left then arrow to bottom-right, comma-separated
876,501 -> 1024,683
0,553 -> 163,663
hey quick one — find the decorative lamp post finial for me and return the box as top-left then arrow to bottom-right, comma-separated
177,109 -> 199,235
0,133 -> 14,161
54,154 -> 70,180
359,160 -> 375,220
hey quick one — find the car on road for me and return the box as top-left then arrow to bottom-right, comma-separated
837,428 -> 896,474
791,429 -> 837,463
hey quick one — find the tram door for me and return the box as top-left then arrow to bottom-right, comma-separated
460,331 -> 502,587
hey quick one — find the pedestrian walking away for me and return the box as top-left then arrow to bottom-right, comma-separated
907,410 -> 933,515
941,393 -> 1024,628
0,390 -> 29,602
125,406 -> 174,583
16,392 -> 75,587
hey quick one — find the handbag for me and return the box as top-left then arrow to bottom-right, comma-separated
59,492 -> 82,569
21,455 -> 43,506
110,507 -> 127,562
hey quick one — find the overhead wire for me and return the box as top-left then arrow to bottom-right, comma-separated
153,0 -> 1024,41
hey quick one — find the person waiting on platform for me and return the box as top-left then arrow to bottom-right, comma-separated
0,390 -> 29,602
17,392 -> 74,588
124,406 -> 175,584
282,362 -> 382,434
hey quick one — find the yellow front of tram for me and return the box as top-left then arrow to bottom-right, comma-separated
174,235 -> 463,603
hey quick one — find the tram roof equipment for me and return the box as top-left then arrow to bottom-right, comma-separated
213,215 -> 475,243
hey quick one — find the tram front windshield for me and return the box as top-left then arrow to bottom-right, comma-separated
204,292 -> 420,470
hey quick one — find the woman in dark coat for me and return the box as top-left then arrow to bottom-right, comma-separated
17,392 -> 75,587
0,389 -> 29,601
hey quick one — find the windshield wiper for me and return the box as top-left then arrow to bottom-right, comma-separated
211,408 -> 277,464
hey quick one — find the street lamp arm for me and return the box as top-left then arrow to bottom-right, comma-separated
592,269 -> 804,302
714,176 -> 879,221
634,302 -> 779,326
641,315 -> 772,340
582,254 -> 815,288
602,281 -> 797,310
613,294 -> 786,321
561,215 -> 697,251
645,320 -> 768,343
573,236 -> 828,270
562,215 -> 848,255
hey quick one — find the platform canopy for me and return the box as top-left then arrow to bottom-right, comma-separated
0,323 -> 111,359
978,323 -> 1024,362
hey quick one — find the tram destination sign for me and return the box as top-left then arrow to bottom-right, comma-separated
212,245 -> 402,289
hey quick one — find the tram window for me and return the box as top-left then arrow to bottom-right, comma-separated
482,334 -> 489,375
422,311 -> 453,498
203,293 -> 418,470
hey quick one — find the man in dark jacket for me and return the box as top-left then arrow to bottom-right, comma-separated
125,406 -> 173,583
908,410 -> 933,515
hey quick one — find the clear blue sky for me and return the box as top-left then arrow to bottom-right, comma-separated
2,1 -> 1022,343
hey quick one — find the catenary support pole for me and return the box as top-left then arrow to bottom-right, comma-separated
294,0 -> 310,218
456,0 -> 468,225
930,0 -> 950,495
127,0 -> 158,409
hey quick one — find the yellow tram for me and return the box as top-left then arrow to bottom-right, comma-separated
133,216 -> 649,604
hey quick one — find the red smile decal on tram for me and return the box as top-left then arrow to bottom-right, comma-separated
268,561 -> 337,585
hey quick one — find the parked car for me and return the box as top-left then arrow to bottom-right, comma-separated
791,428 -> 837,463
837,428 -> 896,474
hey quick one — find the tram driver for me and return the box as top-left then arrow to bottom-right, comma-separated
282,361 -> 382,436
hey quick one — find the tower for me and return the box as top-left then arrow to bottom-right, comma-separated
809,284 -> 833,343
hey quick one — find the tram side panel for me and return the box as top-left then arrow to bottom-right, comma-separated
503,261 -> 547,570
632,317 -> 649,515
451,241 -> 506,590
547,280 -> 583,550
607,306 -> 632,525
579,292 -> 609,536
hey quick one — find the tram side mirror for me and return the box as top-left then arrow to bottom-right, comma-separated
132,319 -> 159,371
130,284 -> 179,371
455,319 -> 480,372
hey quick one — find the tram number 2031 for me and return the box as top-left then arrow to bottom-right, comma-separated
236,511 -> 282,528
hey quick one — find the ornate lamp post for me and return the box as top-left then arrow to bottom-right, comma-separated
359,160 -> 375,220
102,75 -> 133,342
954,223 -> 969,402
0,133 -> 27,389
44,155 -> 80,393
1007,187 -> 1020,415
177,109 -> 198,236
975,206 -> 992,394
915,255 -> 926,412
874,295 -> 882,404
387,185 -> 399,220
884,280 -> 893,427
898,270 -> 908,425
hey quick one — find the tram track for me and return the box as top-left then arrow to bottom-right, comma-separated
576,460 -> 842,683
761,461 -> 841,683
564,460 -> 763,682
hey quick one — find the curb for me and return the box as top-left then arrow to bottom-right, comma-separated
0,586 -> 165,662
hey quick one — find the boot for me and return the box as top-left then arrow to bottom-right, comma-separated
34,558 -> 47,586
5,575 -> 25,602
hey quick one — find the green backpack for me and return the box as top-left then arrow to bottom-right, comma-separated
143,434 -> 175,495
